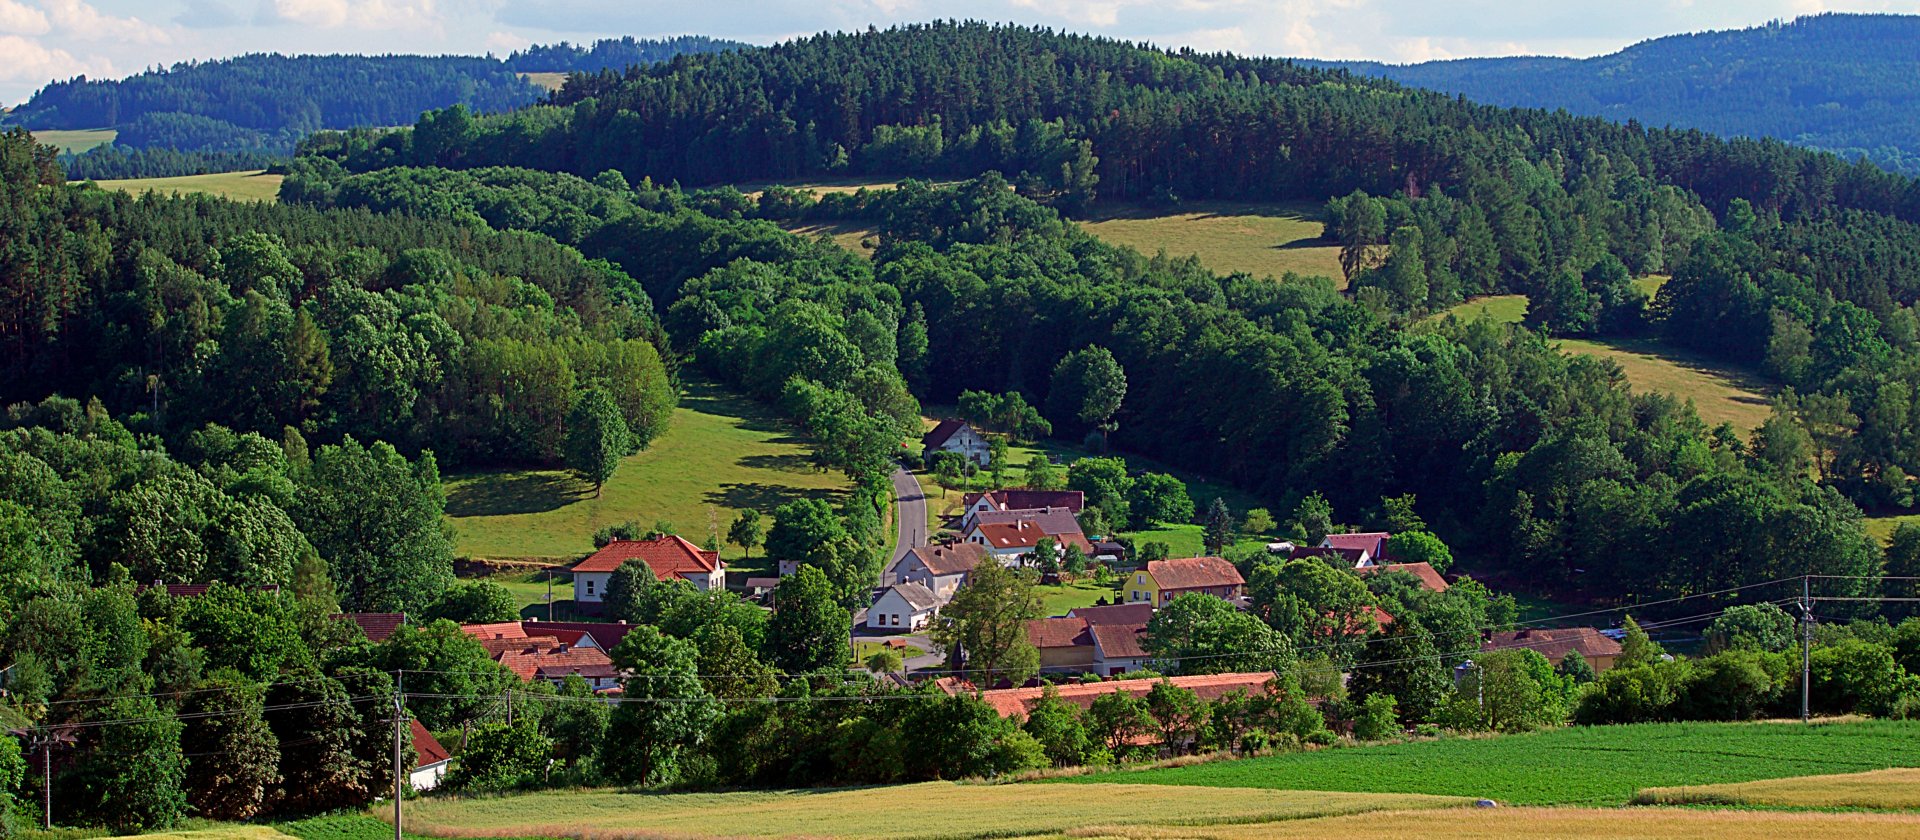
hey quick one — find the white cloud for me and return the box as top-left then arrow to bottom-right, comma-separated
0,0 -> 50,34
0,33 -> 109,83
43,0 -> 170,43
271,0 -> 438,29
482,28 -> 525,54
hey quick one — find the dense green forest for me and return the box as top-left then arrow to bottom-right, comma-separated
1310,13 -> 1920,176
6,37 -> 744,163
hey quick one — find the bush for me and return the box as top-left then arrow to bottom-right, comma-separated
1353,693 -> 1400,741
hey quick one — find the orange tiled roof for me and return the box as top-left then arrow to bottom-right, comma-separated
961,672 -> 1276,720
1147,557 -> 1245,590
1356,562 -> 1449,593
571,535 -> 720,577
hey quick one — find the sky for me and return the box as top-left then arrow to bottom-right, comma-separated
3,0 -> 1919,104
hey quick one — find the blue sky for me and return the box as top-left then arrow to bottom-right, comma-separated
2,0 -> 1917,104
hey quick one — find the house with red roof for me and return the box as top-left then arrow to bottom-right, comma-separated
459,622 -> 620,690
1026,615 -> 1153,676
950,672 -> 1278,721
1123,557 -> 1246,607
1355,562 -> 1449,593
960,489 -> 1085,528
965,518 -> 1095,565
1483,627 -> 1624,672
922,419 -> 993,466
334,612 -> 406,643
569,534 -> 724,604
1317,532 -> 1392,566
408,719 -> 452,792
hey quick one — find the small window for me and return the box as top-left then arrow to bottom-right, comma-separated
585,579 -> 596,594
1136,574 -> 1144,585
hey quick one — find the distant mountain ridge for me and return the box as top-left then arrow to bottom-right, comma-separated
1301,13 -> 1920,174
3,36 -> 748,156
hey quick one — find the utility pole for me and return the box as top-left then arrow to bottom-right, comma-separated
392,693 -> 405,840
1800,575 -> 1813,724
36,735 -> 50,829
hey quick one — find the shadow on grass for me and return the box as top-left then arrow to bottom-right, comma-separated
447,471 -> 592,517
680,377 -> 792,435
736,453 -> 818,473
519,598 -> 587,622
705,481 -> 845,512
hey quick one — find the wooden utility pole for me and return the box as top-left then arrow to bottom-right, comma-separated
1800,575 -> 1813,723
392,692 -> 405,840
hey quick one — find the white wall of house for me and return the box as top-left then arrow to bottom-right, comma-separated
866,589 -> 933,631
681,568 -> 725,591
575,571 -> 610,603
410,761 -> 449,792
938,426 -> 993,466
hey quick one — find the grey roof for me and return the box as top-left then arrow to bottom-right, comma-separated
884,582 -> 942,612
971,507 -> 1084,536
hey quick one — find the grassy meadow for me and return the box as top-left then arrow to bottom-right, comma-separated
1058,719 -> 1920,806
393,781 -> 1462,840
1867,514 -> 1920,545
785,220 -> 879,257
1433,294 -> 1529,325
30,128 -> 116,154
1035,579 -> 1122,616
445,379 -> 849,565
95,171 -> 285,203
1556,337 -> 1773,431
1078,201 -> 1344,285
517,71 -> 568,92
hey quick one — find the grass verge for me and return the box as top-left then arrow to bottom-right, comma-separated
1054,719 -> 1920,806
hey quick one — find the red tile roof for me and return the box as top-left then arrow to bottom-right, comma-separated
1068,603 -> 1155,625
909,541 -> 990,576
965,490 -> 1086,514
973,508 -> 1085,537
1290,546 -> 1370,566
1026,617 -> 1093,649
1356,562 -> 1450,593
571,535 -> 720,577
972,520 -> 1051,549
1483,627 -> 1622,662
1089,622 -> 1150,659
523,620 -> 637,652
1146,557 -> 1246,591
335,612 -> 406,643
1323,532 -> 1391,559
960,672 -> 1277,720
410,719 -> 450,768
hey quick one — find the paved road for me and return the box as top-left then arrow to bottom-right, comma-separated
881,466 -> 929,586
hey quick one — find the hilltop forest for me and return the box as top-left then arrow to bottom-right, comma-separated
1313,13 -> 1920,176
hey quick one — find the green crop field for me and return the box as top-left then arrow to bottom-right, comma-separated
1058,719 -> 1920,806
445,378 -> 849,565
1100,807 -> 1920,840
30,127 -> 116,154
1078,201 -> 1344,286
96,171 -> 285,203
394,781 -> 1461,839
1556,337 -> 1773,432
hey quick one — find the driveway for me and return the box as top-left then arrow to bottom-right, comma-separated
881,466 -> 929,586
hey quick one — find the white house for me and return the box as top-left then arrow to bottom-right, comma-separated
959,489 -> 1085,529
867,582 -> 940,631
409,720 -> 451,792
964,518 -> 1096,565
894,541 -> 990,602
922,419 -> 994,466
569,534 -> 725,603
1089,622 -> 1153,676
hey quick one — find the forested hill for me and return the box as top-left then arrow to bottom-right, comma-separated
1304,13 -> 1920,175
4,37 -> 744,155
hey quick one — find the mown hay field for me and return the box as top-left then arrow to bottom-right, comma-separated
1077,201 -> 1343,285
30,127 -> 116,153
1556,337 -> 1773,432
95,170 -> 285,203
1057,720 -> 1920,806
1635,766 -> 1920,810
395,782 -> 1462,839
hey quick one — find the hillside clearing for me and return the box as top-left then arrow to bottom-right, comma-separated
785,220 -> 878,257
1434,294 -> 1529,325
1635,766 -> 1920,810
1867,514 -> 1920,545
31,127 -> 116,153
445,378 -> 849,564
1075,807 -> 1920,839
1056,719 -> 1920,805
1078,201 -> 1343,285
1557,337 -> 1773,431
394,781 -> 1462,839
517,71 -> 567,91
95,170 -> 285,203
